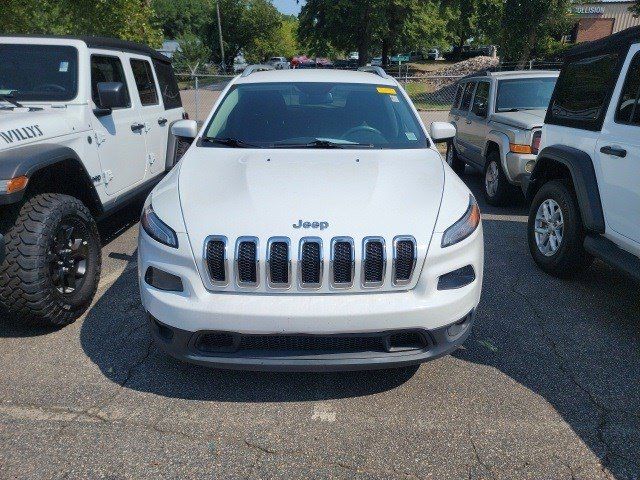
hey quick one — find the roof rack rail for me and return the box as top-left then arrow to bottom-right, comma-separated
357,66 -> 390,79
241,64 -> 275,77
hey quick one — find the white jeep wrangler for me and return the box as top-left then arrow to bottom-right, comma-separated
527,27 -> 640,282
0,35 -> 186,326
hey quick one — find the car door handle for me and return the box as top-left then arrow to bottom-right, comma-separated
158,117 -> 168,126
600,146 -> 627,158
131,123 -> 145,132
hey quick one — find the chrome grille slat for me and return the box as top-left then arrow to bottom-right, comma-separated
267,237 -> 291,289
392,236 -> 417,287
299,237 -> 323,289
362,237 -> 386,288
330,237 -> 355,289
235,237 -> 259,287
204,236 -> 228,286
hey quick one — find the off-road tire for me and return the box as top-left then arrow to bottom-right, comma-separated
0,193 -> 102,327
483,151 -> 517,207
445,142 -> 466,176
527,180 -> 593,278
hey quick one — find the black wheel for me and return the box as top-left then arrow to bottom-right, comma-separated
483,151 -> 517,207
445,142 -> 466,176
527,180 -> 593,278
0,193 -> 102,327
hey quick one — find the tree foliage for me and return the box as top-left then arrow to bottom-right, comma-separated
0,0 -> 163,47
172,32 -> 213,73
152,0 -> 212,39
631,1 -> 640,17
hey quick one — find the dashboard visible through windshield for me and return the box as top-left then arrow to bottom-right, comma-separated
203,82 -> 429,149
0,44 -> 79,102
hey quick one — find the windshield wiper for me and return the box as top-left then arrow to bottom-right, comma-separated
203,137 -> 260,148
274,139 -> 373,149
0,94 -> 24,108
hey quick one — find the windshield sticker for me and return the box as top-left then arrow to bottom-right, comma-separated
59,61 -> 69,73
390,95 -> 399,103
405,132 -> 417,141
377,87 -> 396,95
0,125 -> 44,144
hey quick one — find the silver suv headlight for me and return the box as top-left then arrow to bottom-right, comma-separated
141,202 -> 179,248
441,195 -> 480,248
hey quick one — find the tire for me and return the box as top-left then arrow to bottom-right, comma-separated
445,142 -> 466,176
0,193 -> 102,327
483,151 -> 516,207
527,180 -> 593,278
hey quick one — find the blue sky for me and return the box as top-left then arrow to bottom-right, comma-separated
272,0 -> 303,16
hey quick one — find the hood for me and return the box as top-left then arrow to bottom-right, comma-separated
178,147 -> 446,293
0,109 -> 73,152
491,109 -> 546,130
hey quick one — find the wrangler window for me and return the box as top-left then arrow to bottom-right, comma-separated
130,59 -> 159,106
615,53 -> 640,125
91,55 -> 131,109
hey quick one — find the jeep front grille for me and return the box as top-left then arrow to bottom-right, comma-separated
204,235 -> 419,291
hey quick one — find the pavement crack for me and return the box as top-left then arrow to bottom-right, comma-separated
467,422 -> 497,479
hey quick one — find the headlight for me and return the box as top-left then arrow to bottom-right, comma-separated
441,195 -> 480,248
141,202 -> 178,248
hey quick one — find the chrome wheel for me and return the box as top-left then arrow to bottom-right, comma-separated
48,219 -> 90,295
485,161 -> 499,197
534,199 -> 564,257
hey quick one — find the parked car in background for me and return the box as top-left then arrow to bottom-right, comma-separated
139,66 -> 483,371
267,56 -> 290,70
426,49 -> 440,61
526,27 -> 640,282
0,35 -> 186,326
370,57 -> 383,67
292,55 -> 315,69
348,51 -> 359,61
314,57 -> 334,68
447,70 -> 559,205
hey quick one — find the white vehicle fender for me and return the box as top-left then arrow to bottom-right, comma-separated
147,162 -> 186,233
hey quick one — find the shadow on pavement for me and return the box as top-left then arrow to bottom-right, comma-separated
457,168 -> 640,479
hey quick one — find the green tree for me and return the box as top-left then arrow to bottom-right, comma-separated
631,1 -> 640,16
440,0 -> 503,58
202,0 -> 282,68
0,0 -> 163,47
172,32 -> 213,73
152,0 -> 212,39
499,0 -> 572,64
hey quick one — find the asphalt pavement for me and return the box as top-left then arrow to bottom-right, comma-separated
1,169 -> 638,480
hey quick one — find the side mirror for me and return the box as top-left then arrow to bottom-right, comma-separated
171,120 -> 199,139
430,122 -> 456,143
95,82 -> 128,116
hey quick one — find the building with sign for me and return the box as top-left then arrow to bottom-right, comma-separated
571,1 -> 640,42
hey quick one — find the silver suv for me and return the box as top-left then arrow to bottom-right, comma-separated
447,71 -> 559,206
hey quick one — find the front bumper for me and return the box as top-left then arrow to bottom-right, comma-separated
148,311 -> 475,371
138,224 -> 483,371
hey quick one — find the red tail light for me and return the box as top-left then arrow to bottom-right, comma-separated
182,112 -> 189,120
531,131 -> 542,155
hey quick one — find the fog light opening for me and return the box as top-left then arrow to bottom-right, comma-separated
385,331 -> 427,352
145,266 -> 184,292
152,318 -> 174,342
438,265 -> 476,290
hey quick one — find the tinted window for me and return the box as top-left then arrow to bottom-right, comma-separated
460,82 -> 476,111
496,77 -> 557,112
453,85 -> 463,109
204,82 -> 429,149
472,82 -> 490,116
548,54 -> 620,130
130,59 -> 159,106
0,44 -> 78,102
91,55 -> 131,108
615,53 -> 640,125
153,59 -> 182,110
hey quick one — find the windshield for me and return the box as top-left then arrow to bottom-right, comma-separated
496,77 -> 557,112
0,44 -> 79,102
203,82 -> 429,149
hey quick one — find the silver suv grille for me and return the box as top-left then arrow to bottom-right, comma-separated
204,235 -> 418,292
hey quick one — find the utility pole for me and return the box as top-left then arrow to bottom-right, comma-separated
215,0 -> 226,73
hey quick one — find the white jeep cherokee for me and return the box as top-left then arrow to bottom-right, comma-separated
527,27 -> 640,282
0,36 -> 186,327
138,66 -> 484,371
